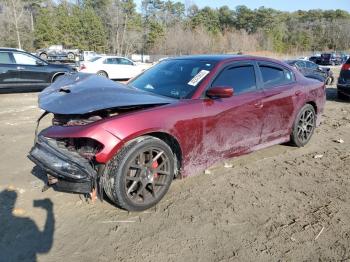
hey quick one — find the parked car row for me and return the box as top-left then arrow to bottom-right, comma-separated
309,52 -> 349,66
0,48 -> 148,92
0,48 -> 74,92
1,47 -> 349,101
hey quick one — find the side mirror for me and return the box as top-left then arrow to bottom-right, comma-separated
206,86 -> 234,99
36,60 -> 46,66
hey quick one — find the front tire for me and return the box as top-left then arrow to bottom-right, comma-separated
290,104 -> 316,147
103,136 -> 175,211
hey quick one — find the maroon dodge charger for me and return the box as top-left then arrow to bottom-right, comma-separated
29,55 -> 326,211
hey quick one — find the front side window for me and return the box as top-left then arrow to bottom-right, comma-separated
259,65 -> 294,88
211,65 -> 257,95
13,52 -> 39,65
0,52 -> 13,64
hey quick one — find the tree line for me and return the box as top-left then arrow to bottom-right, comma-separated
1,0 -> 350,57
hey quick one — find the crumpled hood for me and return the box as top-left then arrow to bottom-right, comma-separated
39,73 -> 177,114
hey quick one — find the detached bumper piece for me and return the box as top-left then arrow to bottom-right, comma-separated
28,135 -> 97,194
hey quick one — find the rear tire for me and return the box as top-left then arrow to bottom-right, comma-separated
103,136 -> 175,211
290,104 -> 316,147
97,70 -> 108,78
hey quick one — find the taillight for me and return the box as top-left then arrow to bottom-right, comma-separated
80,64 -> 86,70
341,64 -> 350,71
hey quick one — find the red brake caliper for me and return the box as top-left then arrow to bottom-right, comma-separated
152,161 -> 159,178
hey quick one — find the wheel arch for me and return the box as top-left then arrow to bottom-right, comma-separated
108,130 -> 183,175
305,101 -> 317,114
51,72 -> 66,83
146,131 -> 183,174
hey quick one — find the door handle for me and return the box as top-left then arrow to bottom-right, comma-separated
254,101 -> 264,109
17,66 -> 25,70
295,90 -> 302,96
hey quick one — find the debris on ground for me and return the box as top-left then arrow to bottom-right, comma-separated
224,162 -> 234,168
334,138 -> 345,143
204,169 -> 212,175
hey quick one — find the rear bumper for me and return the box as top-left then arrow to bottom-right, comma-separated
337,84 -> 350,95
28,135 -> 96,193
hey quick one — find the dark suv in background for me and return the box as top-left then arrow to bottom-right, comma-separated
337,58 -> 350,100
0,48 -> 75,93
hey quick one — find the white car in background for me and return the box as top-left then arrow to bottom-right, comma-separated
79,56 -> 144,80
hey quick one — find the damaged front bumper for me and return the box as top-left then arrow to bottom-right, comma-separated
28,135 -> 97,194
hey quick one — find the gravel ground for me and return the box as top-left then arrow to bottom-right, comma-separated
0,69 -> 349,261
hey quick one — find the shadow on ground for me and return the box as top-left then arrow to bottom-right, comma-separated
0,189 -> 55,262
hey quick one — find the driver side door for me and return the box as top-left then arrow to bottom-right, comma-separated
12,52 -> 50,87
203,62 -> 265,158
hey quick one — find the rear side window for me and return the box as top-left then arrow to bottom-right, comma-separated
346,58 -> 350,64
0,52 -> 13,64
259,65 -> 294,88
306,62 -> 318,69
104,58 -> 118,64
212,65 -> 257,95
296,61 -> 306,68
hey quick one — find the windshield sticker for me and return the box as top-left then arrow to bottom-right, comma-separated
188,70 -> 210,86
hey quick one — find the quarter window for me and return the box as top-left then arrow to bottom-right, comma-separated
212,65 -> 257,95
259,65 -> 294,88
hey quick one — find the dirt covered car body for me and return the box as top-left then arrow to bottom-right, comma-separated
28,55 -> 326,211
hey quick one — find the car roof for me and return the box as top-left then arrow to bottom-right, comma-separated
103,55 -> 130,59
167,54 -> 243,62
285,59 -> 312,64
0,47 -> 25,52
166,54 -> 288,65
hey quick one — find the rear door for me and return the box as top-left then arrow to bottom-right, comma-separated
203,62 -> 265,157
0,51 -> 19,90
257,62 -> 296,143
12,52 -> 50,87
117,58 -> 139,79
102,57 -> 119,79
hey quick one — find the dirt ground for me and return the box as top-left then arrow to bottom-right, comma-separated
0,68 -> 349,262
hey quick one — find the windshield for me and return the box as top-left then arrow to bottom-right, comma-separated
128,59 -> 217,99
89,56 -> 102,62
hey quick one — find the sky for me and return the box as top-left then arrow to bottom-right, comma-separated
136,0 -> 350,12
